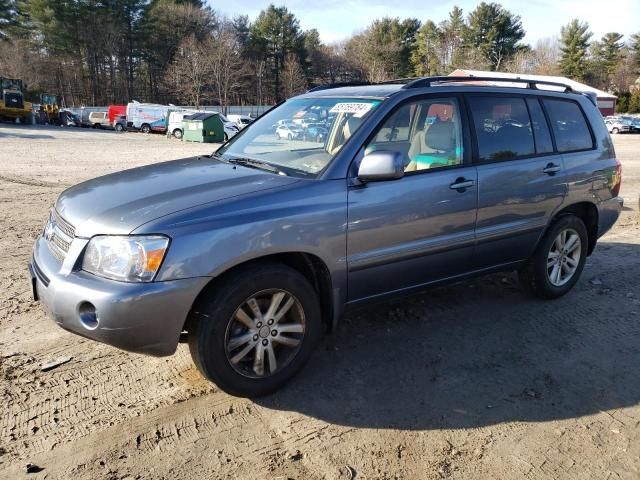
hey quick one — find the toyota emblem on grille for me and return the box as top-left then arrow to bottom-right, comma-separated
44,215 -> 56,241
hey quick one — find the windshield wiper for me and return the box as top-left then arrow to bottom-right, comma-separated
226,157 -> 287,176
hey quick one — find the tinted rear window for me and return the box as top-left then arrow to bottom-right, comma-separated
469,96 -> 535,162
542,99 -> 593,152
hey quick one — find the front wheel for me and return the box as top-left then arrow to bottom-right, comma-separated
519,215 -> 588,299
173,128 -> 183,139
140,124 -> 151,134
115,123 -> 124,132
188,263 -> 322,397
612,127 -> 619,134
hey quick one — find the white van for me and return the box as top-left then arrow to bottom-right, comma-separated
126,101 -> 169,133
167,109 -> 197,139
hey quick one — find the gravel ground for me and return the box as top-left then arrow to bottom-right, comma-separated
0,124 -> 639,479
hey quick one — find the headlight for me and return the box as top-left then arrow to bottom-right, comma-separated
82,235 -> 169,282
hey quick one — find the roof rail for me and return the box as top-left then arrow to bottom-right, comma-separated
307,81 -> 371,92
402,76 -> 575,93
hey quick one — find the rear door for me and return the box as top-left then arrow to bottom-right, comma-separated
467,94 -> 567,269
346,95 -> 478,301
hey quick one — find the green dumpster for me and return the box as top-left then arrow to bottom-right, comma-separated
182,112 -> 224,143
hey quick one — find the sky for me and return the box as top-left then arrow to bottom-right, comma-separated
208,0 -> 640,46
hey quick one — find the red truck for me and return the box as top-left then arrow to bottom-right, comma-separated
107,105 -> 126,125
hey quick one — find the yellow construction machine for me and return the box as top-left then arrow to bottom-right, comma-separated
39,93 -> 60,124
0,77 -> 33,123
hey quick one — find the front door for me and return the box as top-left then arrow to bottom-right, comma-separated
346,96 -> 478,301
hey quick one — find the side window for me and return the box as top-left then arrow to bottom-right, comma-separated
373,104 -> 411,143
542,98 -> 594,152
469,96 -> 535,162
526,98 -> 554,154
366,98 -> 463,172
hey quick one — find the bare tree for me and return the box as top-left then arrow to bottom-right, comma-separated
210,26 -> 243,113
165,35 -> 213,108
502,38 -> 561,75
281,53 -> 307,98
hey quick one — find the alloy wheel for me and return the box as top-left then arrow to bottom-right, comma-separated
224,289 -> 305,378
547,228 -> 581,286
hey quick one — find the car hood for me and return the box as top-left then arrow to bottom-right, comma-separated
55,156 -> 301,237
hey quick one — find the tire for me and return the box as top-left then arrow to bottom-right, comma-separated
518,215 -> 588,299
173,128 -> 183,139
140,124 -> 151,134
612,127 -> 619,134
93,123 -> 101,129
115,123 -> 124,132
187,262 -> 322,397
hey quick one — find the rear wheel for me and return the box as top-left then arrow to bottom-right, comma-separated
519,215 -> 588,299
140,124 -> 151,134
188,263 -> 322,397
173,128 -> 183,139
115,123 -> 124,132
612,127 -> 619,134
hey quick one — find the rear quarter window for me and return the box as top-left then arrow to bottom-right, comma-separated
542,99 -> 594,152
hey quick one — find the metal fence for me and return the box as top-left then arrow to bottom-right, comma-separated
64,105 -> 272,121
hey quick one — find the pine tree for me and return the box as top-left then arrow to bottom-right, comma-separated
412,21 -> 443,76
559,19 -> 592,81
462,2 -> 525,71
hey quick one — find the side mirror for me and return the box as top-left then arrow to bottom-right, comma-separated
357,151 -> 405,182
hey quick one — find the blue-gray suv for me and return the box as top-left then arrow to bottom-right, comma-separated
30,77 -> 623,397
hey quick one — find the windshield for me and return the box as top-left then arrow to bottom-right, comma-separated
216,97 -> 381,177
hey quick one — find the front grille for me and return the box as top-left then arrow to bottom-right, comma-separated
52,209 -> 75,238
45,209 -> 75,262
51,232 -> 70,252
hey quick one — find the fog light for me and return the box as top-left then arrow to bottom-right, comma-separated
78,302 -> 99,330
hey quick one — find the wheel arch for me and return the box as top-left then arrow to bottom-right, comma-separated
551,202 -> 599,255
184,252 -> 335,334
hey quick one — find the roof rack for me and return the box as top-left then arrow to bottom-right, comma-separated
402,76 -> 575,92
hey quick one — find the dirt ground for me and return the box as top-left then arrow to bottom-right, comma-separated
0,124 -> 639,480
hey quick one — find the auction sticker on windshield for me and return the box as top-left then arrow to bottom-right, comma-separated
330,102 -> 378,118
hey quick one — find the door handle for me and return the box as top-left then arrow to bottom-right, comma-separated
542,163 -> 561,175
449,178 -> 475,191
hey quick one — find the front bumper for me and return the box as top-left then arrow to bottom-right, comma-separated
30,235 -> 209,356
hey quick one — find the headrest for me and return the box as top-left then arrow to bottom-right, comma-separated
425,121 -> 455,151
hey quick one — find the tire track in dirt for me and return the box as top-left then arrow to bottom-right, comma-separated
1,344 -> 215,464
0,174 -> 66,188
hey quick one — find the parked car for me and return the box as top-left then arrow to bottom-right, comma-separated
605,119 -> 631,134
275,123 -> 303,140
29,77 -> 623,397
227,114 -> 253,129
219,114 -> 240,140
620,116 -> 640,133
112,114 -> 128,132
303,123 -> 328,142
88,111 -> 111,129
